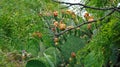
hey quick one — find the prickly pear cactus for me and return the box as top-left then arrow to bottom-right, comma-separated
59,35 -> 86,61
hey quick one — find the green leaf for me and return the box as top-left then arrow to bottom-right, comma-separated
26,60 -> 47,67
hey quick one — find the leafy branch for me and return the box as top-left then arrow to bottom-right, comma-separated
55,9 -> 115,37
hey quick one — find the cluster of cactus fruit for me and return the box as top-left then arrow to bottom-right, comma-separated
52,10 -> 94,45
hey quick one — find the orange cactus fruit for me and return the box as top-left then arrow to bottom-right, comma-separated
54,37 -> 59,42
87,24 -> 91,29
53,21 -> 59,27
36,32 -> 42,38
71,52 -> 76,58
32,32 -> 42,38
59,23 -> 66,30
88,16 -> 94,22
84,12 -> 89,18
53,11 -> 58,17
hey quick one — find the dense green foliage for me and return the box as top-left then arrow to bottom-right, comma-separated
0,0 -> 120,67
0,0 -> 60,66
76,0 -> 120,67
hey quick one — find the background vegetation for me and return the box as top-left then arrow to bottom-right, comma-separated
0,0 -> 120,67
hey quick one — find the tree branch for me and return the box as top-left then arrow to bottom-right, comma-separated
55,9 -> 115,37
53,0 -> 120,11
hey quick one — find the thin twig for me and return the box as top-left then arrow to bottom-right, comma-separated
53,0 -> 120,11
